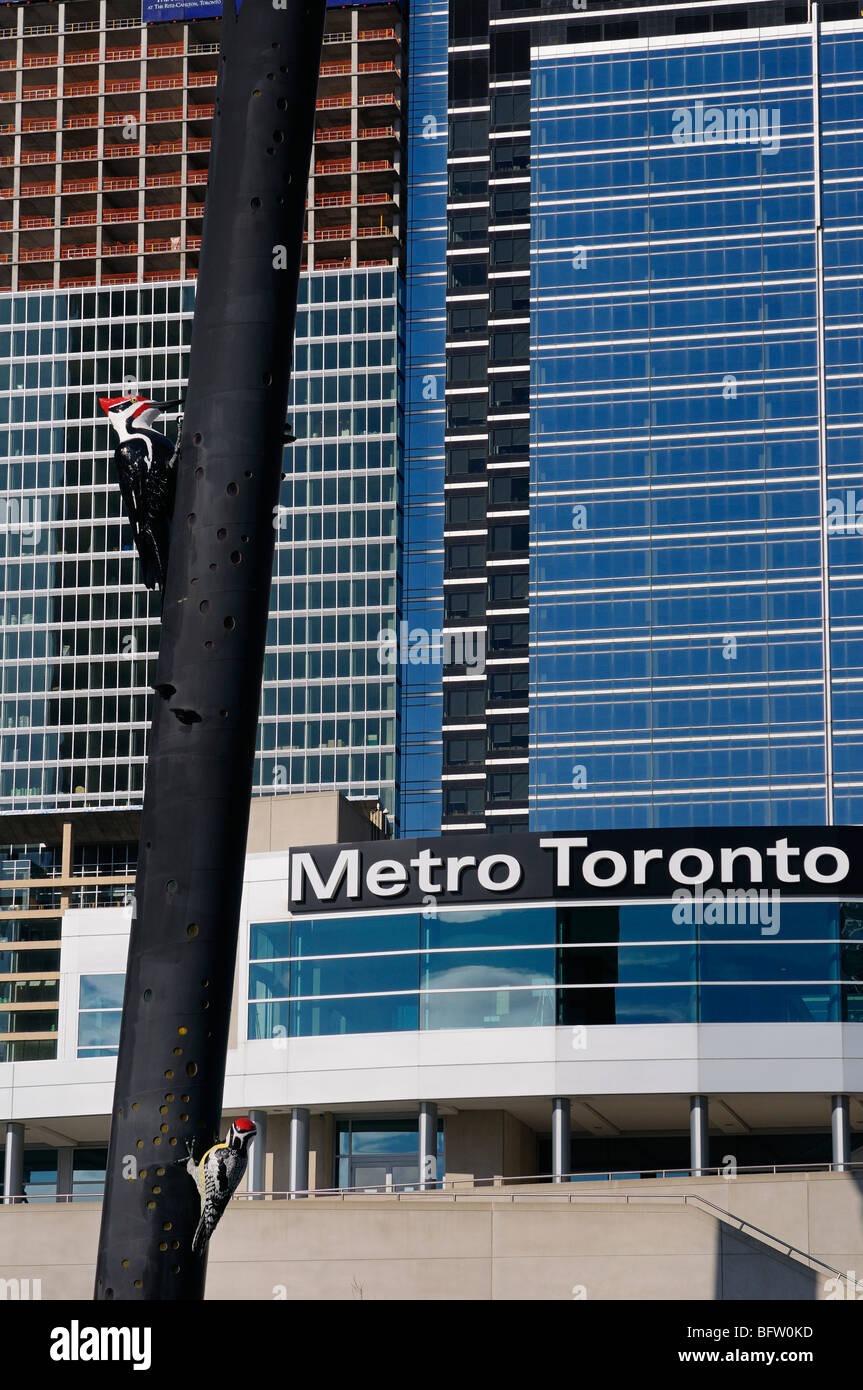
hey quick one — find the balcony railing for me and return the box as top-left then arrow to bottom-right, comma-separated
311,224 -> 351,242
359,126 -> 398,140
359,92 -> 399,108
315,125 -> 351,143
315,157 -> 394,176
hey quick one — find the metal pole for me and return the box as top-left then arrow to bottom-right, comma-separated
551,1098 -> 571,1183
94,0 -> 327,1300
3,1122 -> 24,1204
418,1102 -> 437,1190
690,1095 -> 710,1177
289,1107 -> 310,1197
248,1109 -> 267,1197
831,1094 -> 850,1172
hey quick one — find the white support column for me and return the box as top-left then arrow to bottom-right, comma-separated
248,1109 -> 267,1197
3,1122 -> 24,1204
551,1097 -> 571,1183
418,1101 -> 437,1190
832,1094 -> 850,1172
690,1095 -> 710,1177
289,1106 -> 310,1197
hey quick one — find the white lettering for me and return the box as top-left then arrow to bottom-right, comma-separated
720,845 -> 763,884
632,847 -> 663,884
539,837 -> 588,887
582,851 -> 627,888
290,850 -> 360,902
366,859 -> 409,897
476,854 -> 522,892
668,848 -> 714,885
803,846 -> 850,885
445,855 -> 476,892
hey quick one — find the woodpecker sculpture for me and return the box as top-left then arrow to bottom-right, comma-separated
98,394 -> 182,594
186,1117 -> 257,1255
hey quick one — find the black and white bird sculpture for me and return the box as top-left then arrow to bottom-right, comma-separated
186,1117 -> 257,1255
99,394 -> 181,594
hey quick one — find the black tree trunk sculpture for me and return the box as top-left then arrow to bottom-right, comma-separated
95,0 -> 327,1301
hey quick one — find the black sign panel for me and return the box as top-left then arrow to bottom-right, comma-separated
287,827 -> 863,914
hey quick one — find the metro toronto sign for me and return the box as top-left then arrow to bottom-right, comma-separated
287,829 -> 862,914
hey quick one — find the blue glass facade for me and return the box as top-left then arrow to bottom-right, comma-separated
247,896 -> 863,1038
0,270 -> 400,815
398,0 -> 449,835
530,21 -> 863,832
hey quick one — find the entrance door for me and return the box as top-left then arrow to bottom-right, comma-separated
350,1159 -> 420,1193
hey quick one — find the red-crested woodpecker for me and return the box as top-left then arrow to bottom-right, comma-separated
98,393 -> 182,593
186,1117 -> 257,1255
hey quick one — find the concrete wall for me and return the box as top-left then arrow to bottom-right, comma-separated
444,1110 -> 536,1184
245,791 -> 381,855
3,1170 -> 862,1301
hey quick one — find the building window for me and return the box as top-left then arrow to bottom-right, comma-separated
447,398 -> 486,429
491,91 -> 530,129
443,785 -> 485,816
444,686 -> 485,721
445,588 -> 486,621
491,141 -> 529,173
447,260 -> 487,291
488,719 -> 529,752
73,1148 -> 108,1202
336,1117 -> 444,1192
448,213 -> 488,246
490,330 -> 529,362
489,473 -> 529,506
446,443 -> 486,477
489,425 -> 529,458
489,522 -> 529,553
490,377 -> 530,410
448,115 -> 489,155
447,304 -> 488,335
489,670 -> 529,702
445,493 -> 486,526
492,186 -> 530,221
448,167 -> 488,200
488,771 -> 528,802
446,349 -> 487,384
491,281 -> 530,317
444,736 -> 485,767
445,541 -> 486,572
488,570 -> 529,603
77,974 -> 124,1058
489,620 -> 529,651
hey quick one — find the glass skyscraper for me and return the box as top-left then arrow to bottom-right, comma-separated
530,12 -> 863,832
404,0 -> 863,838
0,0 -> 404,821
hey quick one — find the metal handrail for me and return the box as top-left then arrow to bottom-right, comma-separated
11,1158 -> 861,1204
680,1191 -> 863,1292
